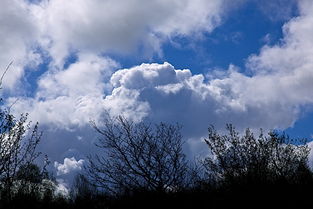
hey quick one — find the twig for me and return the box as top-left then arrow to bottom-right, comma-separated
0,61 -> 13,89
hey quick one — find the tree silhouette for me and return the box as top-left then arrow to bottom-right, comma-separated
86,116 -> 189,195
0,63 -> 43,202
16,163 -> 42,184
0,111 -> 42,201
71,173 -> 97,200
202,124 -> 311,186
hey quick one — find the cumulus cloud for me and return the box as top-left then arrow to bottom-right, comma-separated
0,0 -> 41,89
245,0 -> 313,106
102,63 -> 300,137
1,0 -> 240,90
29,0 -> 232,66
11,0 -> 313,134
90,4 -> 313,147
54,157 -> 84,176
8,53 -> 118,128
97,0 -> 313,136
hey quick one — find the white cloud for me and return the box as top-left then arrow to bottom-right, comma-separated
54,157 -> 85,176
243,0 -> 313,109
247,1 -> 313,75
0,0 -> 41,90
29,0 -> 232,66
72,0 -> 313,135
12,1 -> 313,133
55,178 -> 70,196
101,62 -> 302,137
8,53 -> 118,128
3,0 -> 241,126
0,0 -> 239,90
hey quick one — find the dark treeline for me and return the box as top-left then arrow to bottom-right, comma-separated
1,111 -> 313,208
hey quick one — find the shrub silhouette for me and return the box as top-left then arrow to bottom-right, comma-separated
198,125 -> 313,209
0,110 -> 42,202
202,125 -> 310,186
16,163 -> 42,184
1,108 -> 312,209
0,64 -> 56,207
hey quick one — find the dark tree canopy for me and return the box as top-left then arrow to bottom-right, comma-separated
86,116 -> 189,194
16,163 -> 43,184
203,124 -> 311,186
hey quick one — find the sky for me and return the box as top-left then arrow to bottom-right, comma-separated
1,0 -> 313,187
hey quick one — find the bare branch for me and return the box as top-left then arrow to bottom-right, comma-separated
0,61 -> 13,89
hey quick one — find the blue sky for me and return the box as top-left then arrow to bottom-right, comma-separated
1,0 -> 313,186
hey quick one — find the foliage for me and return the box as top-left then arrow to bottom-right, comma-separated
0,64 -> 57,205
202,124 -> 311,186
71,173 -> 97,200
0,108 -> 43,198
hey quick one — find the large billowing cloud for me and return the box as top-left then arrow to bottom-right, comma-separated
1,0 -> 236,90
101,60 -> 308,137
30,0 -> 231,66
10,0 -> 313,137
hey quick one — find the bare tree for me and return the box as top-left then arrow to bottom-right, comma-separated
0,63 -> 42,200
86,116 -> 189,195
203,124 -> 310,186
0,110 -> 42,200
